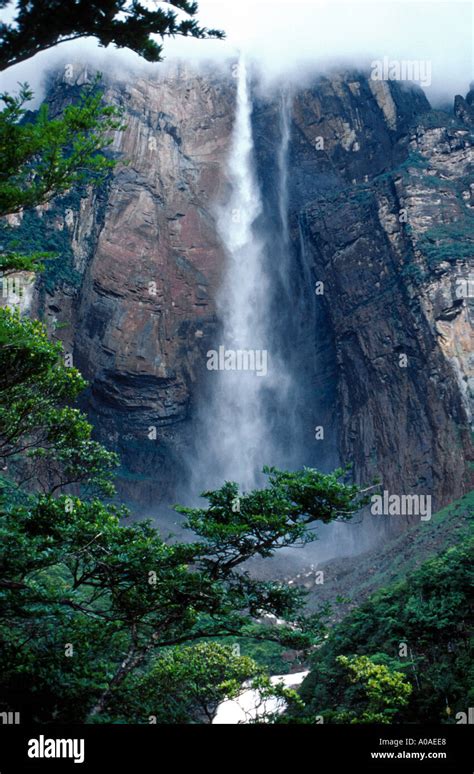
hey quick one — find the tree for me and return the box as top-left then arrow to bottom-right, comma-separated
176,468 -> 364,579
0,79 -> 124,273
0,310 -> 365,721
0,307 -> 119,498
293,539 -> 473,724
0,466 -> 361,720
335,655 -> 412,723
112,642 -> 264,724
0,1 -> 224,72
0,478 -> 359,721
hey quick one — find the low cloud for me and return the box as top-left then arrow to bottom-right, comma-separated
1,0 -> 472,105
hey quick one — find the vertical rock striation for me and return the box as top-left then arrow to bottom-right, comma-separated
285,74 -> 473,510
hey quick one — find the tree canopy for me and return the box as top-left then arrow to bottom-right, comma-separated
0,307 -> 364,721
291,539 -> 473,724
0,1 -> 224,71
0,78 -> 124,274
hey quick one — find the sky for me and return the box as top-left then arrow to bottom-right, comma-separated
0,0 -> 473,104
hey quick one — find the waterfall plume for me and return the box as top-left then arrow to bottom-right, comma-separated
189,57 -> 291,494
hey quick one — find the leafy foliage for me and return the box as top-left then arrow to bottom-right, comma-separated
0,1 -> 224,71
0,307 -> 367,721
293,539 -> 473,723
0,82 -> 122,216
0,308 -> 119,498
107,642 -> 263,724
334,655 -> 412,723
177,467 -> 365,578
0,79 -> 124,276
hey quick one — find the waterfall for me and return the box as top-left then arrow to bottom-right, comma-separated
184,62 -> 348,565
192,56 -> 288,493
187,61 -> 318,508
277,90 -> 291,249
177,65 -> 370,567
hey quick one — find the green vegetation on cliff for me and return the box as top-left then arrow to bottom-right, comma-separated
288,535 -> 473,724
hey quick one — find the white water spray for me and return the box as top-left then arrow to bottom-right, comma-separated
194,57 -> 290,492
277,90 -> 291,248
210,57 -> 273,490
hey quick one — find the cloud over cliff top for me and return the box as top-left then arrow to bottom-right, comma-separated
1,0 -> 472,104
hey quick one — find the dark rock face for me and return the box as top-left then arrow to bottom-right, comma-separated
29,63 -> 235,510
8,63 -> 472,518
454,85 -> 474,126
253,72 -> 472,513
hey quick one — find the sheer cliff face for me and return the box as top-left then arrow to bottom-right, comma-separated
272,75 -> 474,506
19,64 -> 473,512
33,64 -> 235,508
